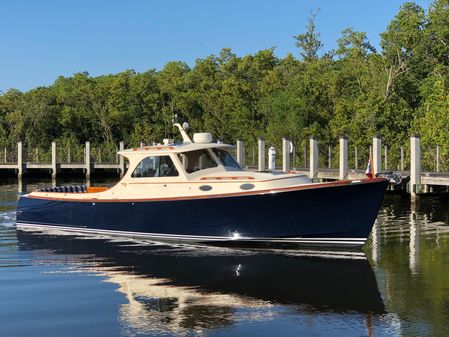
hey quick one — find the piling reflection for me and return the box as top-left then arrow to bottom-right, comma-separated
371,219 -> 381,265
409,203 -> 420,274
17,178 -> 24,194
16,230 -> 384,335
367,195 -> 449,337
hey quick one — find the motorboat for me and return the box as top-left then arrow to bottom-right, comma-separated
16,123 -> 388,249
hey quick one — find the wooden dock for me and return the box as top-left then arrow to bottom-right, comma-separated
0,141 -> 126,178
237,136 -> 449,199
2,136 -> 448,198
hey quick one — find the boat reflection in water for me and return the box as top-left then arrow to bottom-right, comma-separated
16,229 -> 385,335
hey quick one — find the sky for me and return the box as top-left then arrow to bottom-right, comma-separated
0,0 -> 432,92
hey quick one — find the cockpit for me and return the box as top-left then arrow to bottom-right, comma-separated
126,123 -> 242,179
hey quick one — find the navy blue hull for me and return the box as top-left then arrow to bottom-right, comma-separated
16,179 -> 388,248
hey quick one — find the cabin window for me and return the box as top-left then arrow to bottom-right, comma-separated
177,150 -> 218,173
131,156 -> 179,178
212,148 -> 241,169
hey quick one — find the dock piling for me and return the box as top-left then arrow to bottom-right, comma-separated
51,141 -> 57,179
410,135 -> 421,200
257,138 -> 265,171
282,138 -> 290,172
373,136 -> 382,175
119,141 -> 125,177
436,145 -> 440,173
291,143 -> 296,169
236,140 -> 245,167
309,138 -> 318,180
17,142 -> 23,178
85,141 -> 91,179
339,136 -> 348,180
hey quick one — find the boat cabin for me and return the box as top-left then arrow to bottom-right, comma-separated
34,124 -> 311,198
122,142 -> 242,180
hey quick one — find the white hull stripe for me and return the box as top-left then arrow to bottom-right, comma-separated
15,222 -> 367,246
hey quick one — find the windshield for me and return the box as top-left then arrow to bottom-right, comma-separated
177,150 -> 218,173
212,148 -> 241,170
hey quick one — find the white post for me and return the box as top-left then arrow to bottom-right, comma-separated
410,135 -> 421,199
236,140 -> 245,168
268,146 -> 276,170
328,145 -> 332,169
436,145 -> 440,173
291,142 -> 296,169
257,138 -> 265,171
119,141 -> 125,177
282,138 -> 290,172
85,141 -> 91,179
373,136 -> 382,175
17,141 -> 23,178
339,136 -> 348,180
309,138 -> 318,180
354,145 -> 358,170
51,141 -> 57,179
384,145 -> 388,171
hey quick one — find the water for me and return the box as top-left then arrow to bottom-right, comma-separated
1,178 -> 449,337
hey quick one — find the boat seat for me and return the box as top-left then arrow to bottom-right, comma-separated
38,184 -> 88,193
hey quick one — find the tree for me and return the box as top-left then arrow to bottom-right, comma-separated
427,0 -> 449,66
380,2 -> 428,105
294,11 -> 323,62
416,75 -> 449,152
157,61 -> 191,139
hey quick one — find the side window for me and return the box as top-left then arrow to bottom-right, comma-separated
131,156 -> 179,178
177,150 -> 218,173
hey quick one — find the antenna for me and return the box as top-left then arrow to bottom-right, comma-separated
173,123 -> 192,144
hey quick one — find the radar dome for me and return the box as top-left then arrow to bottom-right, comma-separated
193,133 -> 213,143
